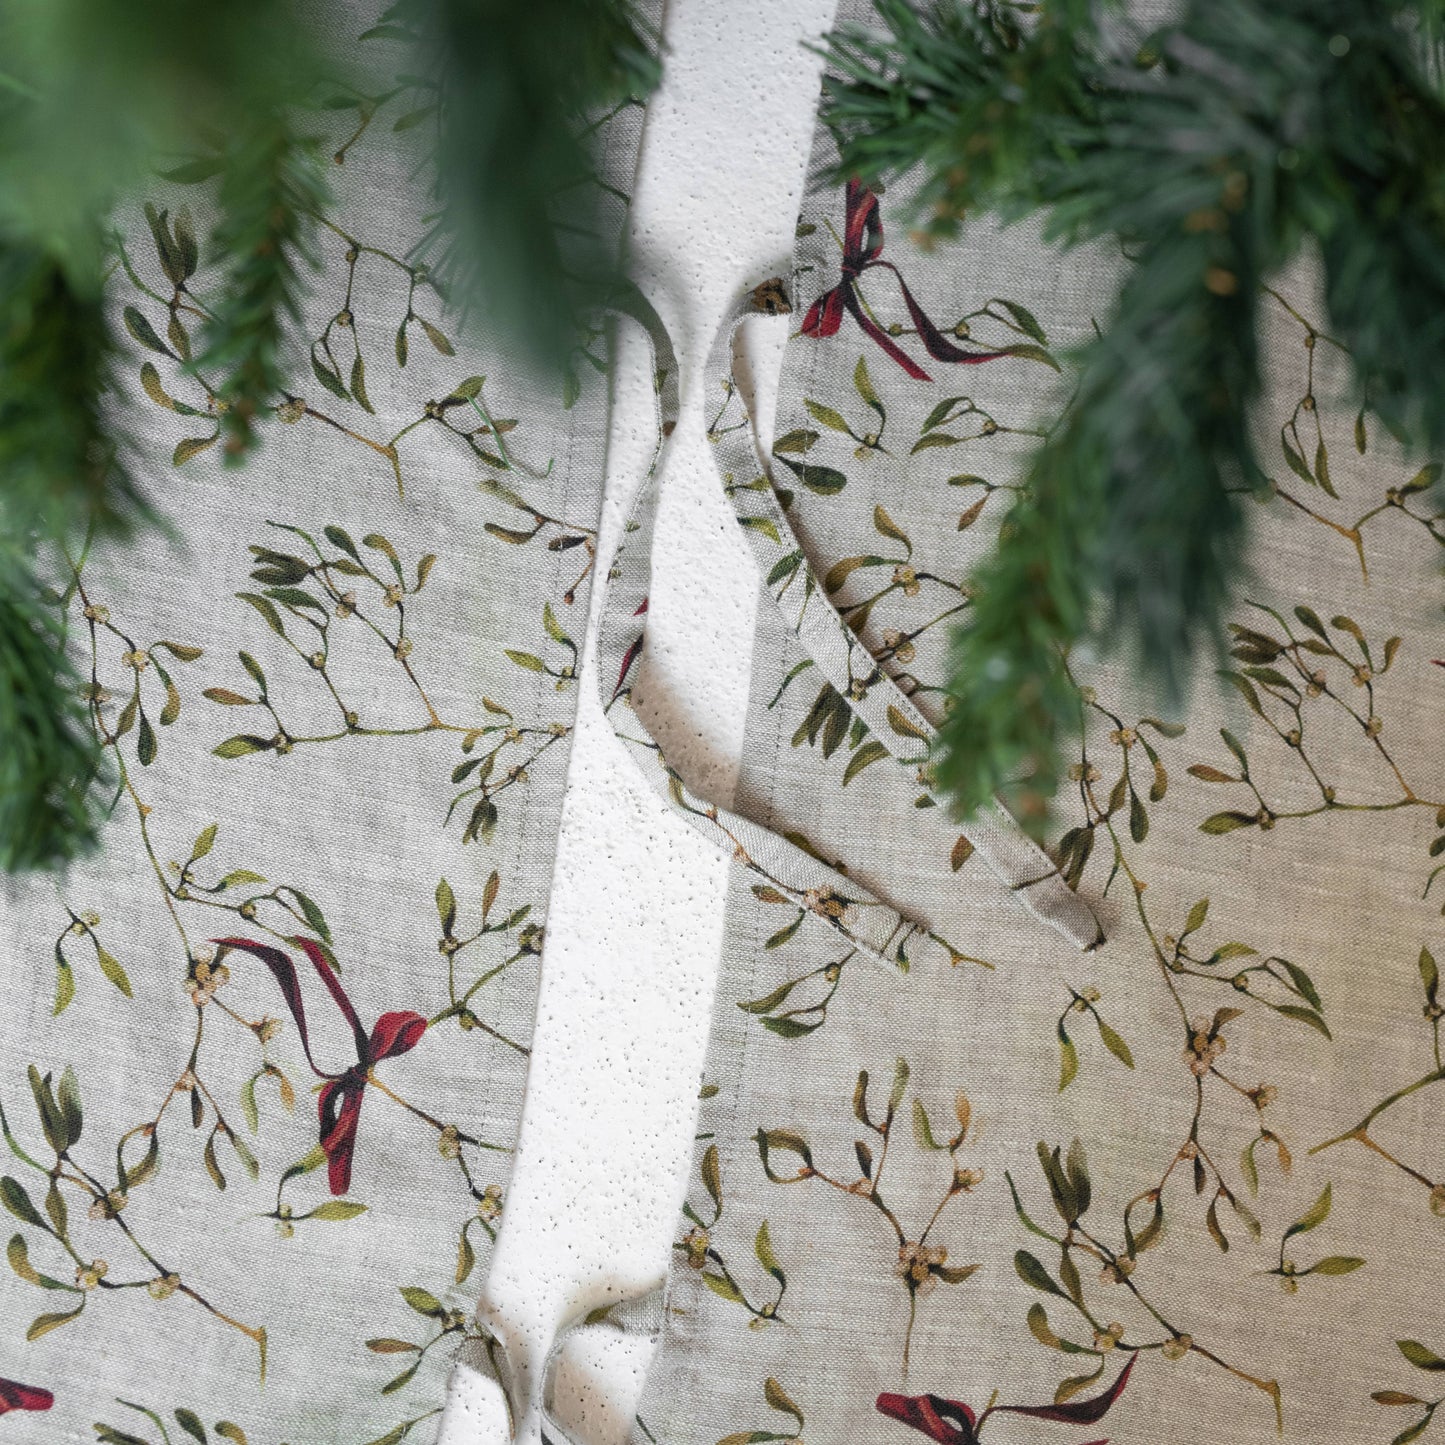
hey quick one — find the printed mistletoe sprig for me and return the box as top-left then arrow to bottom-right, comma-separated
1373,1338 -> 1445,1445
756,1058 -> 981,1371
1189,602 -> 1445,893
94,1400 -> 252,1445
66,552 -> 205,778
1053,690 -> 1184,892
798,356 -> 893,462
737,941 -> 859,1041
453,1178 -> 505,1288
1053,982 -> 1133,1094
207,521 -> 574,846
156,820 -> 343,965
1,1065 -> 267,1371
1263,1182 -> 1364,1291
1256,291 -> 1445,580
358,1409 -> 446,1445
49,904 -> 131,1015
124,197 -> 595,516
432,871 -> 542,1054
765,658 -> 982,887
911,386 -> 1048,456
364,1280 -> 489,1405
121,204 -> 402,495
715,1378 -> 807,1445
677,1144 -> 788,1328
1008,1138 -> 1281,1427
1054,678 -> 1326,1129
819,504 -> 972,675
2,917 -> 350,1355
1158,909 -> 1329,1040
61,556 -> 350,1019
738,846 -> 991,1042
33,579 -> 362,1215
745,871 -> 985,976
1312,946 -> 1445,1215
107,955 -> 283,1206
360,1274 -> 533,1443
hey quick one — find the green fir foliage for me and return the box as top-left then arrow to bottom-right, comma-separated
380,0 -> 663,366
819,0 -> 1445,830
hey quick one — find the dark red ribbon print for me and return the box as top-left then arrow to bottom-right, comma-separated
0,1377 -> 53,1414
612,597 -> 648,705
802,179 -> 1009,383
213,936 -> 427,1195
877,1353 -> 1135,1445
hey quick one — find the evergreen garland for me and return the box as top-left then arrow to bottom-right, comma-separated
818,0 -> 1445,832
194,124 -> 331,462
0,553 -> 102,873
0,243 -> 137,871
391,0 -> 663,366
0,0 -> 659,874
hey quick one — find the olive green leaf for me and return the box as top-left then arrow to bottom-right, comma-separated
1399,1340 -> 1445,1372
1283,1183 -> 1332,1243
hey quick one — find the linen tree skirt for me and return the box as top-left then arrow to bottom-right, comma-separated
3,2 -> 1444,1443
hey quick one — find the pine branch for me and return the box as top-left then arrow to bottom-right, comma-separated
384,0 -> 663,367
0,0 -> 323,869
819,0 -> 1445,829
0,0 -> 661,875
194,123 -> 329,461
0,240 -> 141,871
0,0 -> 320,251
0,241 -> 146,538
0,550 -> 102,873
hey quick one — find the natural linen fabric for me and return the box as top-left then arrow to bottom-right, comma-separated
599,6 -> 1445,1443
0,6 -> 656,1441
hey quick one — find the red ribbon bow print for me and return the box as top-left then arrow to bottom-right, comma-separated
611,597 -> 648,705
877,1353 -> 1136,1445
802,179 -> 1009,383
213,936 -> 427,1196
0,1377 -> 53,1415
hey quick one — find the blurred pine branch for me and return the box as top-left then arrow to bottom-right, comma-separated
817,0 -> 1445,834
0,0 -> 660,874
387,0 -> 663,365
